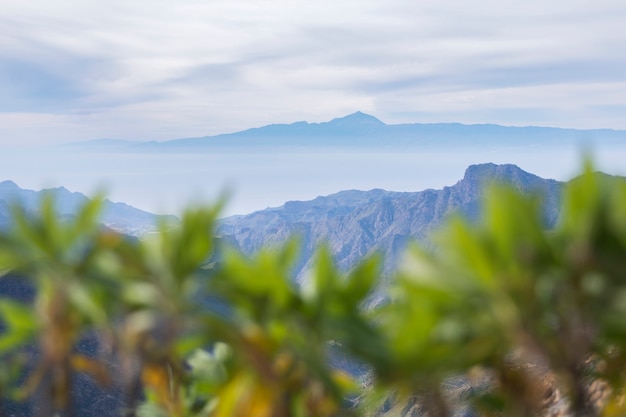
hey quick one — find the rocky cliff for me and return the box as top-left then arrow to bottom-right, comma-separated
218,163 -> 562,285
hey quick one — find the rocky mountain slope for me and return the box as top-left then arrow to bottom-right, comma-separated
218,163 -> 563,285
0,163 -> 563,276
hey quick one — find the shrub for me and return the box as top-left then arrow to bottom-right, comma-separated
1,163 -> 626,417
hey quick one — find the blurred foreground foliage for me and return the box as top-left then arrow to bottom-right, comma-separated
1,163 -> 626,417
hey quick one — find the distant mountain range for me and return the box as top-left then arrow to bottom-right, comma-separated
0,180 -> 177,235
68,112 -> 626,151
2,163 -> 564,285
218,163 -> 563,295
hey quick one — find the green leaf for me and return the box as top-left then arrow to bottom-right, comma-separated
0,299 -> 37,353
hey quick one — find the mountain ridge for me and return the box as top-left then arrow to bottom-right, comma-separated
217,163 -> 563,290
0,180 -> 177,235
67,112 -> 626,150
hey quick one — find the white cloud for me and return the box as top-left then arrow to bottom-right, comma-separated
1,0 -> 626,144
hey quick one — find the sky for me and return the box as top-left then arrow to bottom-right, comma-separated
1,0 -> 626,145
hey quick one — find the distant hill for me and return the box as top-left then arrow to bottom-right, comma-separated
0,180 -> 177,236
218,163 -> 563,293
73,112 -> 626,151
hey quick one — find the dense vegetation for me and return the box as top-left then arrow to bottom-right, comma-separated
1,162 -> 626,417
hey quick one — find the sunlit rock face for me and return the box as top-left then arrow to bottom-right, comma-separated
218,163 -> 563,287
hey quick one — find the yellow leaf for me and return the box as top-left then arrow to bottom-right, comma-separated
70,354 -> 112,386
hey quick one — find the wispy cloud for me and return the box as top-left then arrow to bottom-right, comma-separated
1,0 -> 625,144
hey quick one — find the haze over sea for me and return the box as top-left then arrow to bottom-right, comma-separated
3,135 -> 626,217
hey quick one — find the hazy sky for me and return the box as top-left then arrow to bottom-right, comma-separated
2,0 -> 626,145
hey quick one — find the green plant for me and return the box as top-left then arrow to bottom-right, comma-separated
2,162 -> 626,417
368,163 -> 626,417
0,198 -> 378,417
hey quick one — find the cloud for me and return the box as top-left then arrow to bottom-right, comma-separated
1,0 -> 626,144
